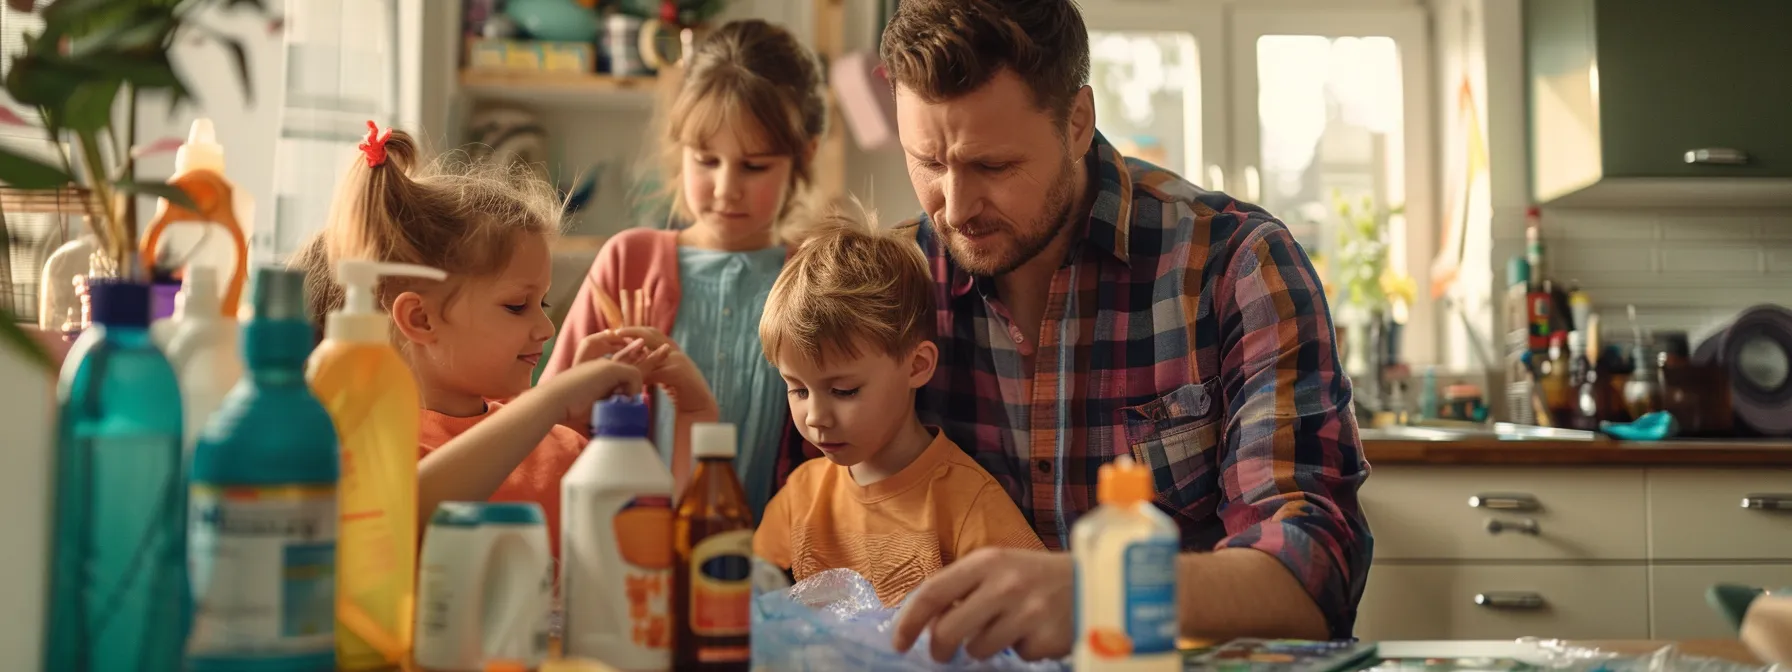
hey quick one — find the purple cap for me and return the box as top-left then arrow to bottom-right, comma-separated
87,279 -> 151,327
591,394 -> 649,438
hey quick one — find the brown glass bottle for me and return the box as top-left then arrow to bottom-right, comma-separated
673,423 -> 753,671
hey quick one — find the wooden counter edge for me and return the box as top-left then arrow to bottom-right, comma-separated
1364,437 -> 1792,466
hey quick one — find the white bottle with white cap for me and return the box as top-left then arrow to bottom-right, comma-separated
163,264 -> 243,454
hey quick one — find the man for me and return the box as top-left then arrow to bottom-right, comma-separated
879,0 -> 1373,662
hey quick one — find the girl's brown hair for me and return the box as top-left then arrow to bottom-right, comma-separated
658,19 -> 829,233
289,128 -> 562,329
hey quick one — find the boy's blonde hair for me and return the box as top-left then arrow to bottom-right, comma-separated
288,127 -> 563,329
759,200 -> 936,365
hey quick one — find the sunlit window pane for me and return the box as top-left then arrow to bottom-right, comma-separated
1089,31 -> 1201,176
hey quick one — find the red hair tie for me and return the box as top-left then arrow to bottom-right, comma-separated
358,120 -> 394,167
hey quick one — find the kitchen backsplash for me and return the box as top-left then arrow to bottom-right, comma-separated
1529,207 -> 1792,343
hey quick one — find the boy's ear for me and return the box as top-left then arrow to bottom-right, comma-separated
390,291 -> 439,346
906,340 -> 938,389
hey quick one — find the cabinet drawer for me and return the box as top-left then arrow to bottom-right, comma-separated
1356,564 -> 1649,641
1648,470 -> 1792,560
1364,467 -> 1647,561
1650,564 -> 1792,639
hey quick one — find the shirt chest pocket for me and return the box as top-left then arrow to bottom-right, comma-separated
1120,380 -> 1222,515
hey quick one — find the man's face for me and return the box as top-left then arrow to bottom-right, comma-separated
896,70 -> 1081,277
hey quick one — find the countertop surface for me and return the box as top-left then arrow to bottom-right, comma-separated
1363,435 -> 1792,466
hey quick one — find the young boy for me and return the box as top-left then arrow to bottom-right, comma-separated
752,205 -> 1045,607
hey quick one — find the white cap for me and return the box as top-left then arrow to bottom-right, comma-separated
691,422 -> 737,459
177,265 -> 222,320
175,118 -> 224,174
327,260 -> 447,343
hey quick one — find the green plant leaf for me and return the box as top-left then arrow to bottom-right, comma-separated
2,55 -> 81,108
114,178 -> 195,212
0,314 -> 55,372
63,78 -> 120,133
0,146 -> 73,189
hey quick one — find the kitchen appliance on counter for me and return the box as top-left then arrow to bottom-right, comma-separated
1696,305 -> 1792,437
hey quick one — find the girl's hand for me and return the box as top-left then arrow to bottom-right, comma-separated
611,326 -> 719,418
571,330 -> 633,365
542,357 -> 645,436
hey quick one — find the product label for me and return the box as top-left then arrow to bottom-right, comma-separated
188,484 -> 337,658
614,494 -> 673,651
1121,539 -> 1178,655
690,529 -> 752,649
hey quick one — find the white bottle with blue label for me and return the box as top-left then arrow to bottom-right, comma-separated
1072,455 -> 1180,671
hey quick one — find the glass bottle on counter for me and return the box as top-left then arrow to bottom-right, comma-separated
1656,331 -> 1734,436
1623,341 -> 1661,419
1570,330 -> 1616,430
1539,332 -> 1575,426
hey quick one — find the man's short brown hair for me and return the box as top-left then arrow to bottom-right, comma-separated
759,201 -> 937,366
879,0 -> 1090,121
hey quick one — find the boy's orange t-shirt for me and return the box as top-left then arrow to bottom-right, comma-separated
418,401 -> 587,556
753,428 -> 1046,606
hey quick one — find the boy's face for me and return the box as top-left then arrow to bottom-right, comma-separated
776,338 -> 938,469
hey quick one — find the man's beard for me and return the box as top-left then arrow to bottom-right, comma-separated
940,154 -> 1077,277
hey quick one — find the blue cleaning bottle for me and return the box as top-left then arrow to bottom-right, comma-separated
45,278 -> 188,672
187,267 -> 340,672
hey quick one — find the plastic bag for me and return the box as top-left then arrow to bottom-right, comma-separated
750,568 -> 1069,672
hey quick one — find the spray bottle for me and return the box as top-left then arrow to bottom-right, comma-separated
140,118 -> 250,322
306,260 -> 445,670
188,267 -> 339,672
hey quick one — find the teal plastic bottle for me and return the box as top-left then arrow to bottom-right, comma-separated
45,278 -> 188,672
187,267 -> 340,672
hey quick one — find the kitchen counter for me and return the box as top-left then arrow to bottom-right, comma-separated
1364,436 -> 1792,466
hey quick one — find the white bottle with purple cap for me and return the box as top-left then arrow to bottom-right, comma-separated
561,394 -> 674,671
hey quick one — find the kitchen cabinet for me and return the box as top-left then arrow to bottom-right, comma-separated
1526,0 -> 1792,206
1357,465 -> 1792,641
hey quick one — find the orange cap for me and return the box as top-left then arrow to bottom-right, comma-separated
1097,455 -> 1153,505
484,661 -> 528,672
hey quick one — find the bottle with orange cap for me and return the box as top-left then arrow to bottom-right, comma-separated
1071,455 -> 1180,672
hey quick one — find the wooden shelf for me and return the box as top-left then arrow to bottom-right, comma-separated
457,70 -> 659,110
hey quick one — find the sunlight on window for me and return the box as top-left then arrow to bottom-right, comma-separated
1255,35 -> 1405,271
1088,31 -> 1201,176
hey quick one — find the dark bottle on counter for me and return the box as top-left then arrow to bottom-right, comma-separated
1568,331 -> 1604,430
1539,332 -> 1575,426
1655,331 -> 1734,437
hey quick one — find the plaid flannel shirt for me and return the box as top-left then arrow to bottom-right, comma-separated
904,133 -> 1372,637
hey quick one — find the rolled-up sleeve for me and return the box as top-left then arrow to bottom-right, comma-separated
1209,216 -> 1373,639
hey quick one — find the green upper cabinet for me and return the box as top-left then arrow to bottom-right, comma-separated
1527,0 -> 1792,205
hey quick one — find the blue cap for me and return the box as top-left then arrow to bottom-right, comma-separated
592,394 -> 649,438
87,279 -> 150,327
479,502 -> 545,525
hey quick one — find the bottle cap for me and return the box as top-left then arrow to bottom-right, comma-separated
1656,331 -> 1691,359
692,422 -> 737,459
592,394 -> 649,438
178,264 -> 222,320
175,118 -> 225,174
87,278 -> 150,327
1096,455 -> 1152,505
245,267 -> 308,323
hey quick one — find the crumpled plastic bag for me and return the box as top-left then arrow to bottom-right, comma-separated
750,566 -> 1069,672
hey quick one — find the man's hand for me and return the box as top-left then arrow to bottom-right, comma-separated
891,548 -> 1074,662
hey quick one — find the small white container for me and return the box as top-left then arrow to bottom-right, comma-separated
1071,456 -> 1181,672
414,502 -> 553,672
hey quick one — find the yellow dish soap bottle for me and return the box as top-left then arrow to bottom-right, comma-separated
1072,455 -> 1180,672
306,259 -> 446,670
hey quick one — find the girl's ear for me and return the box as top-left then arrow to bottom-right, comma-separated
907,340 -> 939,389
390,291 -> 439,346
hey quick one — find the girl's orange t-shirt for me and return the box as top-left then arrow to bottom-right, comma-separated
418,401 -> 587,557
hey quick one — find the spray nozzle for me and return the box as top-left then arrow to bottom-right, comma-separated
336,260 -> 447,316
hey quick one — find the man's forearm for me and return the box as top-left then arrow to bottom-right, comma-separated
1177,548 -> 1329,641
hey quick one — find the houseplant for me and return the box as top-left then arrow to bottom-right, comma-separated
0,0 -> 275,370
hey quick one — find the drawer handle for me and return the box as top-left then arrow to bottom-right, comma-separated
1684,148 -> 1750,165
1741,494 -> 1792,511
1469,493 -> 1540,512
1475,592 -> 1546,610
1485,518 -> 1541,535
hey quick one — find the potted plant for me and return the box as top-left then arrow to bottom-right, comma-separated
0,0 -> 275,370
